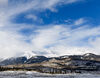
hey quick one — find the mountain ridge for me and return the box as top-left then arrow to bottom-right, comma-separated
0,53 -> 100,74
0,53 -> 100,65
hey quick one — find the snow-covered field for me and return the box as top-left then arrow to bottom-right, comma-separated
0,71 -> 100,78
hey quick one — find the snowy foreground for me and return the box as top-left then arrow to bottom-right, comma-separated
0,71 -> 100,78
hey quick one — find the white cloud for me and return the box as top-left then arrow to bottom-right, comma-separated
2,0 -> 100,58
29,24 -> 100,56
0,21 -> 100,58
31,26 -> 68,49
26,14 -> 38,21
26,14 -> 43,23
0,0 -> 8,6
89,37 -> 100,54
74,18 -> 87,25
0,30 -> 34,58
0,0 -> 83,27
48,46 -> 95,56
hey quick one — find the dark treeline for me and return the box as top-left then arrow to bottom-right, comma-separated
0,66 -> 99,74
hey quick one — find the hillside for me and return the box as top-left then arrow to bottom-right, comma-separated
0,53 -> 100,74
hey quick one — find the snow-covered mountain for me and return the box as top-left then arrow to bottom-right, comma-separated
22,51 -> 36,59
0,53 -> 100,66
0,56 -> 27,66
25,56 -> 49,64
0,55 -> 49,65
0,53 -> 100,74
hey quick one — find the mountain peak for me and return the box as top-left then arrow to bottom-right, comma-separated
83,53 -> 96,57
23,51 -> 36,59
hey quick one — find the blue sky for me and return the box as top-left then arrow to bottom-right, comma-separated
13,0 -> 100,25
0,0 -> 100,58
